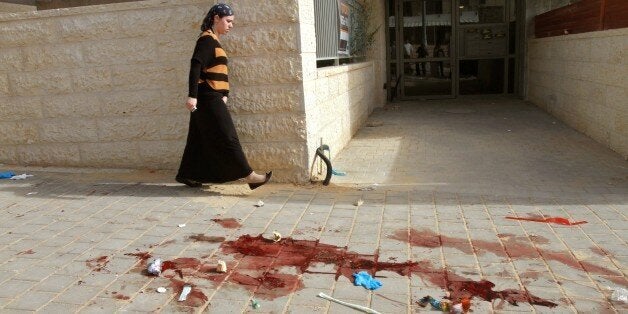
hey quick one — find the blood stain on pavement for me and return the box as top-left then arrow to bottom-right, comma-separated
86,255 -> 110,272
124,252 -> 152,265
112,292 -> 130,300
505,216 -> 587,226
187,234 -> 226,243
124,234 -> 560,307
169,279 -> 208,307
211,218 -> 241,229
392,228 -> 627,286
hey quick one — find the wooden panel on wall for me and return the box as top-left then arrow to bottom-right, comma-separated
535,0 -> 628,38
604,0 -> 628,30
535,0 -> 603,38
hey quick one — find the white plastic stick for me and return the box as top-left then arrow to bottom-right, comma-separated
178,285 -> 192,302
317,292 -> 381,314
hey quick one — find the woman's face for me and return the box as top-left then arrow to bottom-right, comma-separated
213,15 -> 234,35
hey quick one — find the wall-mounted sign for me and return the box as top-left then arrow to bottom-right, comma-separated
338,0 -> 350,56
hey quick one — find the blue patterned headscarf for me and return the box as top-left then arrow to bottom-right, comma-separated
201,3 -> 234,31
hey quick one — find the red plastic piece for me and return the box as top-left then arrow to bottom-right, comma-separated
506,216 -> 587,225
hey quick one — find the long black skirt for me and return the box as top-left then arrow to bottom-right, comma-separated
176,91 -> 252,183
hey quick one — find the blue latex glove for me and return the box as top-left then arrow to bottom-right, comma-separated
352,271 -> 382,290
332,169 -> 346,176
0,171 -> 15,179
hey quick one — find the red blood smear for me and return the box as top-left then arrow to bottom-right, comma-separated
392,229 -> 627,286
126,234 -> 557,307
219,235 -> 555,307
590,247 -> 607,256
150,239 -> 176,248
124,252 -> 152,264
169,279 -> 208,307
17,249 -> 35,255
86,256 -> 109,272
113,293 -> 130,300
187,234 -> 226,243
211,218 -> 241,229
506,216 -> 587,225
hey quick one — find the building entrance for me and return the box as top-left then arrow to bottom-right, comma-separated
387,0 -> 522,100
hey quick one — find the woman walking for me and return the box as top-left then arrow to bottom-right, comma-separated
176,3 -> 271,190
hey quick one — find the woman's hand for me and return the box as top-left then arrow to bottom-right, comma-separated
186,97 -> 197,112
222,96 -> 228,104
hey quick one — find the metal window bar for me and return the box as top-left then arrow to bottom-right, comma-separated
315,0 -> 365,64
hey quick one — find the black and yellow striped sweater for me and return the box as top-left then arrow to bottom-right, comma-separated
188,30 -> 229,98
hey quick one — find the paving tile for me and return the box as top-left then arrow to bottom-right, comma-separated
34,274 -> 79,293
37,301 -> 82,312
53,284 -> 102,305
4,291 -> 56,311
0,99 -> 626,313
0,279 -> 35,298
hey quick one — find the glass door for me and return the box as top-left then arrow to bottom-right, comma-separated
388,0 -> 455,99
457,0 -> 515,95
386,0 -> 521,100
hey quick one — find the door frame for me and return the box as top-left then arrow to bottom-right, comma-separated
385,0 -> 523,101
387,0 -> 457,100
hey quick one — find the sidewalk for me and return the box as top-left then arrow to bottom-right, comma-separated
0,97 -> 626,313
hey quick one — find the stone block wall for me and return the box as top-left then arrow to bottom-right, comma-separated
527,28 -> 628,159
0,0 -> 312,182
0,0 -> 385,182
303,0 -> 385,181
0,2 -> 36,12
306,63 -> 376,176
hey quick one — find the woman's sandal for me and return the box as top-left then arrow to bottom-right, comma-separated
248,171 -> 272,190
176,176 -> 202,188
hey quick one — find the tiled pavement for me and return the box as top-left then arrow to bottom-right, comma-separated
0,97 -> 627,313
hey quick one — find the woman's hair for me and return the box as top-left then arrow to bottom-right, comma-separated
200,3 -> 234,32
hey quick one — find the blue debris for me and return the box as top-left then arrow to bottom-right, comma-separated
0,171 -> 15,179
352,271 -> 382,290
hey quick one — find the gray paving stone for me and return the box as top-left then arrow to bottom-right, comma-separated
0,279 -> 35,298
36,301 -> 82,312
0,98 -> 625,313
4,291 -> 57,311
53,284 -> 102,305
34,274 -> 78,293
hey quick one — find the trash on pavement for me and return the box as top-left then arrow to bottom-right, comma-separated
451,303 -> 464,313
178,223 -> 186,228
147,258 -> 162,275
10,174 -> 33,180
353,199 -> 364,206
317,292 -> 381,314
255,200 -> 264,207
332,169 -> 347,176
156,287 -> 167,293
177,284 -> 192,301
272,231 -> 282,242
353,271 -> 382,290
506,216 -> 587,226
216,260 -> 227,273
358,186 -> 376,191
0,171 -> 15,179
461,297 -> 471,311
251,299 -> 260,309
610,287 -> 628,303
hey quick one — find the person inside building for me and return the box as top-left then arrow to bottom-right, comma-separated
415,43 -> 428,76
176,3 -> 272,190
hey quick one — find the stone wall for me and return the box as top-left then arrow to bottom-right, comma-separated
0,0 -> 312,182
527,28 -> 628,159
302,0 -> 385,181
0,2 -> 36,12
0,0 -> 385,182
306,62 -> 376,177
